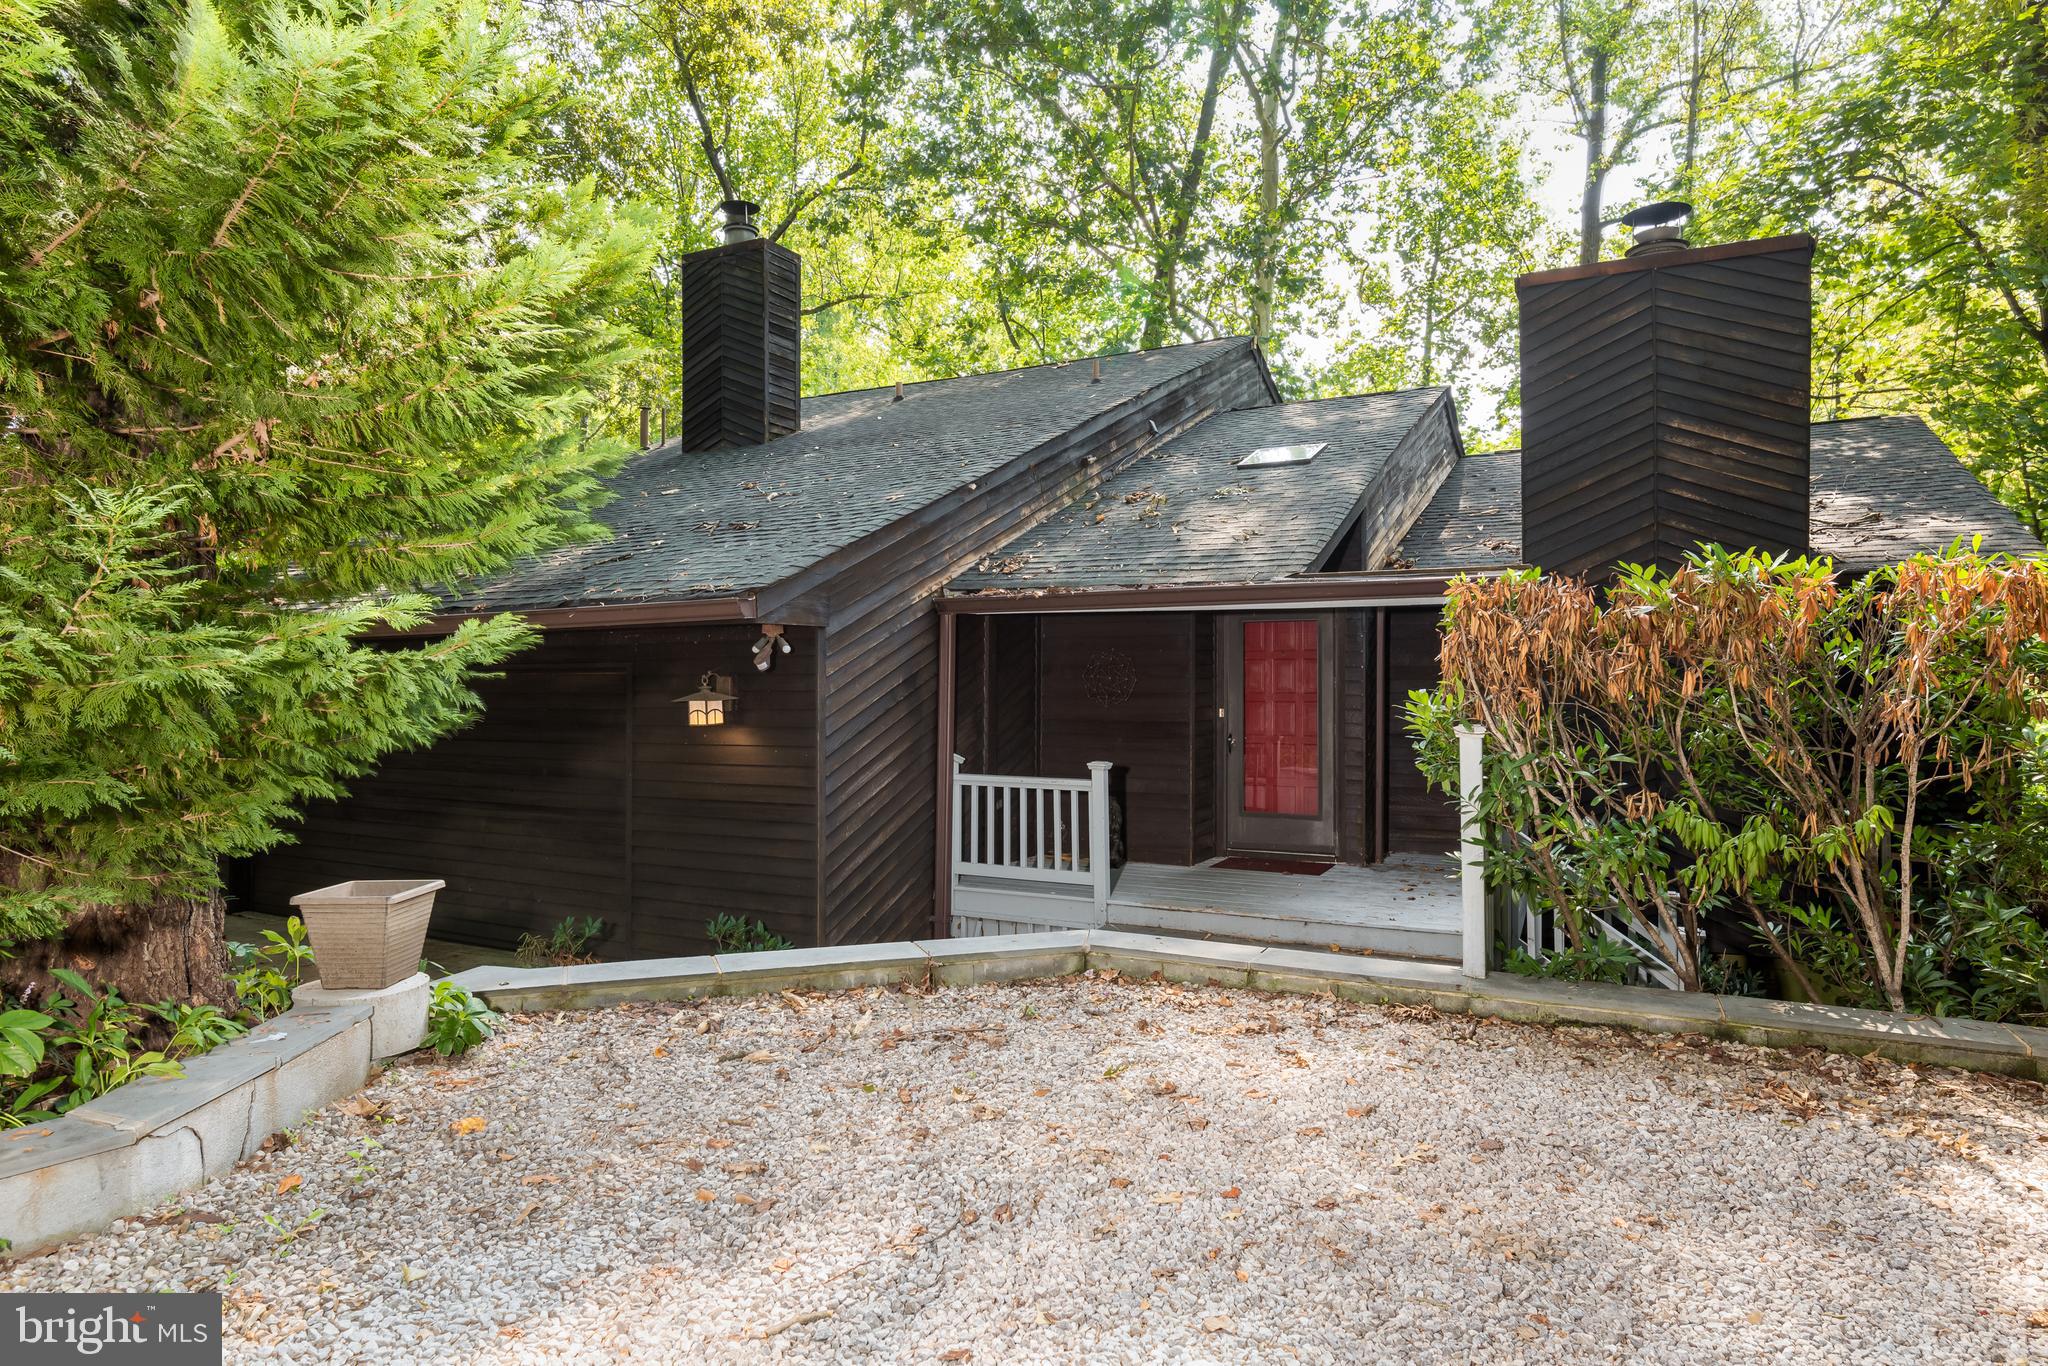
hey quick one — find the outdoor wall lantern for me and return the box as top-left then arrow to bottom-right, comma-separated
678,672 -> 738,726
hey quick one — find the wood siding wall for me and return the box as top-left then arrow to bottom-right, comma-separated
241,625 -> 819,956
808,345 -> 1276,945
1383,607 -> 1459,854
1518,238 -> 1812,579
679,239 -> 803,450
1035,613 -> 1206,866
1337,610 -> 1374,863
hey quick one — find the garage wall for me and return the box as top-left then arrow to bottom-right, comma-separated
239,624 -> 819,958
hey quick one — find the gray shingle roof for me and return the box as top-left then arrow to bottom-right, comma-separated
1808,416 -> 2041,569
1388,416 -> 2041,573
451,338 -> 1254,611
1385,450 -> 1521,571
950,387 -> 1448,592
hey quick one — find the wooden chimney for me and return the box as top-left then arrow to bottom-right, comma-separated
678,199 -> 802,451
1516,221 -> 1814,580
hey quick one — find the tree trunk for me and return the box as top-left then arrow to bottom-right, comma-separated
1140,12 -> 1238,349
1,892 -> 233,1012
1578,47 -> 1610,265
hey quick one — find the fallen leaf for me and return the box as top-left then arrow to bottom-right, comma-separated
1477,1138 -> 1504,1152
723,1161 -> 768,1176
772,1257 -> 795,1273
401,1265 -> 425,1285
275,1175 -> 302,1195
1220,1187 -> 1240,1199
338,1097 -> 386,1118
519,1174 -> 560,1186
1150,1191 -> 1185,1205
652,1045 -> 669,1058
733,1193 -> 758,1206
450,1117 -> 486,1136
1203,1315 -> 1233,1334
513,1202 -> 540,1226
1109,1177 -> 1132,1190
694,1188 -> 717,1203
940,1351 -> 972,1362
707,1138 -> 735,1150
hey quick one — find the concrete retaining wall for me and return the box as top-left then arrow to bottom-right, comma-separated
1,1006 -> 378,1255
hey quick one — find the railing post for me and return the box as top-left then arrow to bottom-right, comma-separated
949,754 -> 964,886
1456,724 -> 1487,979
1087,761 -> 1113,915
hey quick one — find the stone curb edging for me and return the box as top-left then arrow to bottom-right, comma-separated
449,929 -> 2048,1081
8,930 -> 2040,1258
1,1005 -> 378,1256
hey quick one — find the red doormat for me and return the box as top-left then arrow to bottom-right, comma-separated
1212,856 -> 1333,875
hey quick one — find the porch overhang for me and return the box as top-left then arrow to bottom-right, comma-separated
935,570 -> 1494,616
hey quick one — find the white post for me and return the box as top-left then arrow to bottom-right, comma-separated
1087,761 -> 1113,915
1456,724 -> 1488,979
950,754 -> 964,889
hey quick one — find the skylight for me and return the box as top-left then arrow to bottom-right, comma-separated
1235,442 -> 1325,469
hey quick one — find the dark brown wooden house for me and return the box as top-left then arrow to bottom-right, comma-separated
241,213 -> 2041,962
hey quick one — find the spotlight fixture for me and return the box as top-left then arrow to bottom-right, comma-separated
751,624 -> 791,673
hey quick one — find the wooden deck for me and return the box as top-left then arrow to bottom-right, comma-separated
953,854 -> 1462,960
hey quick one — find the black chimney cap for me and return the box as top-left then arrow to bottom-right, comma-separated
1619,200 -> 1694,229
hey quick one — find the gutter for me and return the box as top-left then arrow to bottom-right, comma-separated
364,592 -> 764,638
936,571 -> 1499,616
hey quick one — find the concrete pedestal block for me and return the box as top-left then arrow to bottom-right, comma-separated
294,972 -> 430,1058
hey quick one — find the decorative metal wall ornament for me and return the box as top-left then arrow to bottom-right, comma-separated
1083,647 -> 1137,707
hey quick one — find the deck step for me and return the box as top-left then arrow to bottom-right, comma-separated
1104,901 -> 1458,961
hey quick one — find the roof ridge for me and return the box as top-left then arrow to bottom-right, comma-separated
803,336 -> 1254,401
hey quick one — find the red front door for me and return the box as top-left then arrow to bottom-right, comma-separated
1242,619 -> 1320,816
1224,615 -> 1336,855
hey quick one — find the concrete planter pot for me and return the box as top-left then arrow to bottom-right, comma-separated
288,879 -> 444,990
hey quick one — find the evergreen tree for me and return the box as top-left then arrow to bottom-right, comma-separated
0,0 -> 652,1003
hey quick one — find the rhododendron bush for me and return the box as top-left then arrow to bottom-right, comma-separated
1410,546 -> 2048,1018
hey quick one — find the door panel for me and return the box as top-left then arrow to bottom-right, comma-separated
1223,614 -> 1337,855
1242,619 -> 1320,816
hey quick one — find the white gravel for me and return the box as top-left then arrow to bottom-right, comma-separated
7,975 -> 2047,1363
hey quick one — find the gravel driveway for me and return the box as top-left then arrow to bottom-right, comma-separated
6,975 -> 2047,1363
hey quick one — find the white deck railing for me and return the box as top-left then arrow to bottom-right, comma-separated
951,756 -> 1112,911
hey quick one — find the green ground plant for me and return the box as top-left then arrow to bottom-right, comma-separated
515,916 -> 605,967
706,915 -> 793,954
424,981 -> 498,1057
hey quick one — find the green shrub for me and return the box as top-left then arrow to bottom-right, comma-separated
515,916 -> 605,967
423,981 -> 498,1057
1416,547 -> 2048,1018
705,914 -> 792,954
230,917 -> 315,1021
1504,936 -> 1637,985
